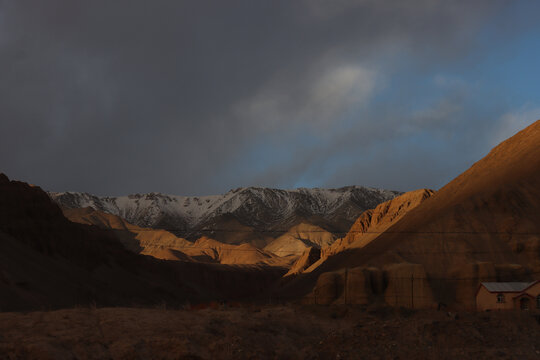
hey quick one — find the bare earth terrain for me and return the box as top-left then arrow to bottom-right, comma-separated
1,305 -> 539,360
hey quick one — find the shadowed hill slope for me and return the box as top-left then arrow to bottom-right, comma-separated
62,207 -> 192,257
285,247 -> 322,276
278,120 -> 540,308
0,175 -> 286,311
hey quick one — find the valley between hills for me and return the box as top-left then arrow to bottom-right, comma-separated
1,120 -> 540,359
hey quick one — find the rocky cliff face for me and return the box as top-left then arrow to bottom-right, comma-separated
49,186 -> 401,241
308,263 -> 435,309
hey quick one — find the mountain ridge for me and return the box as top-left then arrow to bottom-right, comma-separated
49,186 -> 402,241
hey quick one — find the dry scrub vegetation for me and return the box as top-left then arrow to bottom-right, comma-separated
1,305 -> 540,359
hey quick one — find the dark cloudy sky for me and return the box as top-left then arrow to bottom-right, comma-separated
1,0 -> 540,196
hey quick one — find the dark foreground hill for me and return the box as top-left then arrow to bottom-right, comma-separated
0,174 -> 284,312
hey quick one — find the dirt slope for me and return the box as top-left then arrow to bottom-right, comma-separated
279,120 -> 540,308
264,223 -> 336,257
62,207 -> 291,266
335,189 -> 435,251
283,189 -> 434,280
292,189 -> 435,275
182,236 -> 294,266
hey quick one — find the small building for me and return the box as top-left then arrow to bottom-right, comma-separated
476,281 -> 540,311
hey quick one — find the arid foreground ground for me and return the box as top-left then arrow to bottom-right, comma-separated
1,305 -> 539,360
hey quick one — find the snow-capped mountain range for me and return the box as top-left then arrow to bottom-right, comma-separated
49,186 -> 401,239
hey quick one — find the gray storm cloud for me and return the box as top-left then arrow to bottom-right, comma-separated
0,0 -> 528,195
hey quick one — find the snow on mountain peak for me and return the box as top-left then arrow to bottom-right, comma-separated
49,186 -> 402,236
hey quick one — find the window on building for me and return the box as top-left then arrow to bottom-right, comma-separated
520,297 -> 530,311
497,293 -> 505,303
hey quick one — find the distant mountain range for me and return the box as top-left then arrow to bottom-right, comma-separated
49,186 -> 402,243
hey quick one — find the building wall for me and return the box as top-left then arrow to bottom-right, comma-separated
476,287 -> 517,311
527,282 -> 540,309
476,282 -> 540,311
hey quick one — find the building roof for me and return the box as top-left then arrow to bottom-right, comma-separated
512,293 -> 536,299
480,281 -> 538,293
